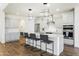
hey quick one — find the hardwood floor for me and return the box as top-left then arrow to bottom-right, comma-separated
0,41 -> 79,56
60,45 -> 79,56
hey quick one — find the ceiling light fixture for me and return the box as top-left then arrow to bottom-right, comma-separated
43,3 -> 47,5
28,9 -> 32,11
28,9 -> 32,13
43,3 -> 50,7
42,3 -> 55,24
28,9 -> 33,19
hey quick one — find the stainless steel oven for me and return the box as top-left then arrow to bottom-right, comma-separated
63,25 -> 73,39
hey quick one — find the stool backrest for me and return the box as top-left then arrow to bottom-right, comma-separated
40,35 -> 48,41
20,32 -> 23,36
24,33 -> 28,37
30,33 -> 36,39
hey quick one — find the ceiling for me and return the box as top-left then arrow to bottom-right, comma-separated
5,3 -> 78,16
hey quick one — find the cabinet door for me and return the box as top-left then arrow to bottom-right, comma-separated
63,11 -> 74,25
5,15 -> 20,42
5,17 -> 19,28
54,15 -> 63,27
5,32 -> 20,42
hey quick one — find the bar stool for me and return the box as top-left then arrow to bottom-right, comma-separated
30,33 -> 41,51
24,33 -> 31,48
34,37 -> 41,51
30,33 -> 36,50
40,35 -> 54,56
20,32 -> 24,36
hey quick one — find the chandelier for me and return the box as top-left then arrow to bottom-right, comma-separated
42,3 -> 55,25
28,9 -> 33,20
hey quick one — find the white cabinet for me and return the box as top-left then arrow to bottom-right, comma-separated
53,11 -> 74,45
0,11 -> 5,43
5,32 -> 20,42
62,11 -> 74,25
5,15 -> 20,42
5,15 -> 20,28
62,11 -> 74,45
53,14 -> 63,28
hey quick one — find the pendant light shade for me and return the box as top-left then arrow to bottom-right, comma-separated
42,3 -> 55,24
28,9 -> 32,11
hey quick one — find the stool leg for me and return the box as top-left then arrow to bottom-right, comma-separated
31,40 -> 40,51
40,41 -> 42,56
37,40 -> 41,51
31,39 -> 34,50
52,43 -> 54,54
33,39 -> 34,47
32,40 -> 38,51
28,39 -> 30,45
45,43 -> 47,55
46,43 -> 47,52
40,40 -> 41,50
35,41 -> 37,47
41,43 -> 47,56
26,38 -> 29,45
24,38 -> 31,48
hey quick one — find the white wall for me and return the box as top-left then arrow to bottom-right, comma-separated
74,6 -> 79,47
19,16 -> 35,33
0,11 -> 5,43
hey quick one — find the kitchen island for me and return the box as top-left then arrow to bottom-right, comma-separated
26,32 -> 64,56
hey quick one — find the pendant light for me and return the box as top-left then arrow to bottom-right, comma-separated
43,3 -> 55,24
28,9 -> 33,20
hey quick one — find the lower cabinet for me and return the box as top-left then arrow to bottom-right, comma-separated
64,39 -> 74,45
5,32 -> 20,42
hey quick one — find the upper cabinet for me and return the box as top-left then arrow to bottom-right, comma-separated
53,14 -> 63,28
62,11 -> 74,25
5,15 -> 20,28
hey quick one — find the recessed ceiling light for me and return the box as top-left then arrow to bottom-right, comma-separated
28,9 -> 32,11
28,9 -> 32,13
43,3 -> 47,5
43,3 -> 50,7
56,8 -> 60,11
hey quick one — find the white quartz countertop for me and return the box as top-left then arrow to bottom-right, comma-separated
35,32 -> 63,41
35,32 -> 63,36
